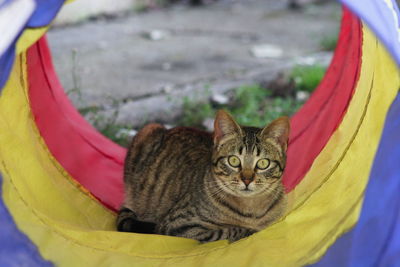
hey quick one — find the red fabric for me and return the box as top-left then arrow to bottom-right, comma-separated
27,8 -> 362,211
283,9 -> 362,191
28,38 -> 126,210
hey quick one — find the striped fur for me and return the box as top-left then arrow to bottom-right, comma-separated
118,110 -> 289,243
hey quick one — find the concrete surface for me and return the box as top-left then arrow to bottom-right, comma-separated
54,0 -> 138,26
47,0 -> 340,126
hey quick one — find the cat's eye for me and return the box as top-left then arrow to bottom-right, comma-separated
256,159 -> 270,170
228,156 -> 241,167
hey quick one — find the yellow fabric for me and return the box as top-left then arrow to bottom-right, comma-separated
0,24 -> 399,266
16,27 -> 50,54
15,0 -> 76,53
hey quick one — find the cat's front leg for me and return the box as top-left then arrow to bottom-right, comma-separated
189,226 -> 254,243
160,222 -> 254,243
225,227 -> 256,243
117,207 -> 156,234
193,226 -> 255,243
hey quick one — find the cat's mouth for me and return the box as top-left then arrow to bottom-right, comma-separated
239,187 -> 255,195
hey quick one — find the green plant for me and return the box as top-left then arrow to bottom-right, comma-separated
229,85 -> 271,126
67,50 -> 134,147
132,3 -> 149,13
132,0 -> 170,13
179,96 -> 214,127
89,109 -> 133,147
75,65 -> 325,147
290,64 -> 326,93
231,86 -> 301,127
178,84 -> 305,129
97,121 -> 133,147
66,49 -> 83,101
320,33 -> 338,51
78,106 -> 100,116
80,98 -> 133,147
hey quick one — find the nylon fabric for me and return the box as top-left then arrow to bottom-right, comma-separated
284,9 -> 362,191
339,0 -> 400,66
312,91 -> 400,267
27,10 -> 361,211
0,174 -> 52,267
1,24 -> 399,266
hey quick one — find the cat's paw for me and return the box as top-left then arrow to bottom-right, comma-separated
117,208 -> 157,234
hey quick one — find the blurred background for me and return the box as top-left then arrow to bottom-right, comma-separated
48,0 -> 340,146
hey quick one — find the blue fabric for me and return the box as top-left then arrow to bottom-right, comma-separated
0,174 -> 53,266
28,0 -> 64,28
0,45 -> 16,90
0,0 -> 14,9
0,0 -> 64,89
339,0 -> 400,66
313,93 -> 400,266
0,1 -> 400,264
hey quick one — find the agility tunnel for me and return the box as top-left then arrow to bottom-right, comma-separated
1,0 -> 400,266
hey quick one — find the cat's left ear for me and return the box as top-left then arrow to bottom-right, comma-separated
260,117 -> 290,151
214,110 -> 242,145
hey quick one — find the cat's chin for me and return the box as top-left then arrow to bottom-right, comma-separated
237,189 -> 259,197
226,188 -> 261,198
216,180 -> 262,197
220,185 -> 253,197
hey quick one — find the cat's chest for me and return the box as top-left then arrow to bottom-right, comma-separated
203,197 -> 272,230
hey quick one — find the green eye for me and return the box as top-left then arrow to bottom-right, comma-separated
228,156 -> 241,167
256,159 -> 270,170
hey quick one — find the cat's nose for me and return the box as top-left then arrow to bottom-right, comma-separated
242,170 -> 253,180
241,170 -> 254,185
241,178 -> 253,186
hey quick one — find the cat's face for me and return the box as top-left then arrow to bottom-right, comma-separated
212,111 -> 289,198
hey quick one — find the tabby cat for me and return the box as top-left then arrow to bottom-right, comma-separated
117,110 -> 289,243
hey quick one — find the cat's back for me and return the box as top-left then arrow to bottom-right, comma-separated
125,124 -> 212,173
123,124 -> 213,222
165,126 -> 213,149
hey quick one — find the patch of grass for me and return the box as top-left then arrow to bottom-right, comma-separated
179,63 -> 327,129
132,0 -> 171,13
97,122 -> 133,147
230,85 -> 303,127
133,4 -> 150,13
74,62 -> 325,146
67,50 -> 134,147
290,64 -> 326,93
66,49 -> 83,101
78,106 -> 101,116
320,33 -> 338,51
179,85 -> 304,129
78,97 -> 133,147
229,85 -> 271,127
89,109 -> 133,147
179,96 -> 214,127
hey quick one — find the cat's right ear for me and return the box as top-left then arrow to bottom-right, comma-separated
260,116 -> 290,152
214,110 -> 242,145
